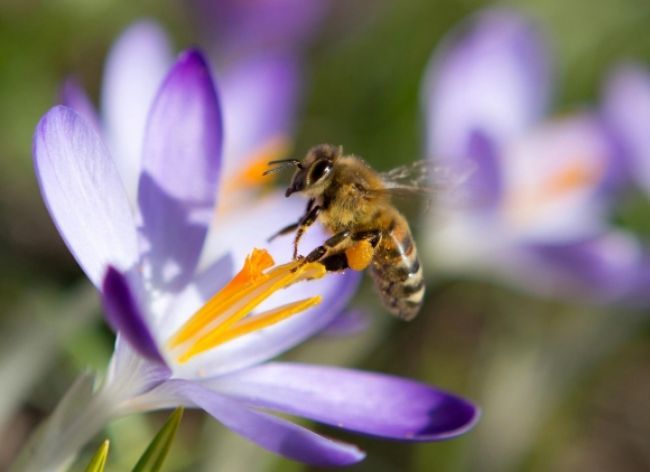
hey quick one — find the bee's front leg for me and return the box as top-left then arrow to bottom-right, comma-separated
267,222 -> 300,242
293,203 -> 321,260
268,199 -> 315,243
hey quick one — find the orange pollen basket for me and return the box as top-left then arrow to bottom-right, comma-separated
167,248 -> 325,364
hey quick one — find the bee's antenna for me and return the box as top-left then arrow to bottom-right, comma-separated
263,159 -> 303,176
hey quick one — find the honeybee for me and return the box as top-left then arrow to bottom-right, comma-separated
265,144 -> 440,321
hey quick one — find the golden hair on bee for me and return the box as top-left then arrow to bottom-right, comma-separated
266,144 -> 426,321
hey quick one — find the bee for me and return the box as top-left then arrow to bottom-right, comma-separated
265,144 -> 439,321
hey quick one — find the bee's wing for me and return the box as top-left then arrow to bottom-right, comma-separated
367,159 -> 475,199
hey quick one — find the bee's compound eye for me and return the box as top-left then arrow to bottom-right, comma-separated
310,160 -> 333,183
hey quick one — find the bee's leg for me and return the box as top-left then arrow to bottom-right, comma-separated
293,203 -> 321,260
320,253 -> 350,272
305,229 -> 383,263
304,230 -> 352,263
268,199 -> 315,243
305,229 -> 381,272
267,222 -> 299,242
351,229 -> 382,247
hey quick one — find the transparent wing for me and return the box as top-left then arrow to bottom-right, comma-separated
369,158 -> 476,199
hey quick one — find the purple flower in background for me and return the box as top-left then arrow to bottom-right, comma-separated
189,0 -> 330,58
603,63 -> 650,195
29,30 -> 478,471
422,8 -> 650,303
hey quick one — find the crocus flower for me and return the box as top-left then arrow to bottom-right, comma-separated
188,0 -> 330,58
422,8 -> 649,302
62,20 -> 309,268
29,44 -> 479,470
602,63 -> 650,195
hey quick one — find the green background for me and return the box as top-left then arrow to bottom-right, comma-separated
0,0 -> 649,470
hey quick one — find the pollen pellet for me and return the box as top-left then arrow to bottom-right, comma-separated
346,240 -> 374,271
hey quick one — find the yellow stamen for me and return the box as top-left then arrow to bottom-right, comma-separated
177,296 -> 321,363
167,249 -> 326,364
168,249 -> 274,348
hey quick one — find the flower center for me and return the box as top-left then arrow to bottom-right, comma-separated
167,249 -> 324,364
225,136 -> 292,193
505,157 -> 603,225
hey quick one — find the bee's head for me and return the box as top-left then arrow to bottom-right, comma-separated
265,144 -> 342,198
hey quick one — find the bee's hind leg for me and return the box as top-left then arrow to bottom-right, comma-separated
304,230 -> 352,264
304,229 -> 382,272
321,253 -> 350,272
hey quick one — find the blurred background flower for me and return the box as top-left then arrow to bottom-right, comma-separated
1,0 -> 649,471
422,8 -> 650,304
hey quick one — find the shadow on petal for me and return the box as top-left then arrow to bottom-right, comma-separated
139,173 -> 211,292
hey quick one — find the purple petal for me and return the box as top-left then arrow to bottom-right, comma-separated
462,130 -> 501,209
59,77 -> 101,133
191,0 -> 330,55
138,49 -> 222,292
602,64 -> 650,193
321,309 -> 370,337
499,115 -> 614,242
525,231 -> 649,302
158,380 -> 365,466
424,8 -> 551,159
221,54 -> 299,174
102,20 -> 173,200
101,267 -> 165,364
106,336 -> 171,395
33,106 -> 139,286
209,362 -> 480,441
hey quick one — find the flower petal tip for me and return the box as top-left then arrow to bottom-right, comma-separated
175,48 -> 212,75
33,106 -> 139,286
413,395 -> 481,441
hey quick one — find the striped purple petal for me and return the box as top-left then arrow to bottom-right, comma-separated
138,49 -> 222,292
102,20 -> 172,200
60,77 -> 101,133
33,106 -> 139,287
102,267 -> 165,365
209,362 -> 480,441
158,379 -> 366,466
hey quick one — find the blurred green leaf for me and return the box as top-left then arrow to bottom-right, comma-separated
132,407 -> 184,472
84,439 -> 109,472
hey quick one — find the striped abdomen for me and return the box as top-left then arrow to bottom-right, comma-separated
370,215 -> 424,321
